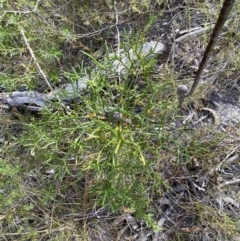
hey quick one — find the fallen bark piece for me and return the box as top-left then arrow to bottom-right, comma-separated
0,41 -> 165,111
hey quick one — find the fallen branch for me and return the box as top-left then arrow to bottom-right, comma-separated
0,41 -> 165,111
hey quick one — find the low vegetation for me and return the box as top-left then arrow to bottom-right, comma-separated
0,0 -> 240,240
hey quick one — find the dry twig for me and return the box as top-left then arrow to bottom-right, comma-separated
218,178 -> 240,189
19,27 -> 53,91
185,0 -> 235,98
176,0 -> 236,112
175,25 -> 214,43
214,144 -> 240,172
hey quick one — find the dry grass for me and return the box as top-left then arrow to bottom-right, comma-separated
1,1 -> 240,241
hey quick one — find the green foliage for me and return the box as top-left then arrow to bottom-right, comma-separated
17,41 -> 173,227
0,159 -> 24,213
1,0 -> 240,240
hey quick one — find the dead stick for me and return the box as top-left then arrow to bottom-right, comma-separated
19,26 -> 53,91
185,0 -> 235,98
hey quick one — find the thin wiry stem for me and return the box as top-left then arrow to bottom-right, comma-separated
185,0 -> 235,98
19,26 -> 53,91
113,1 -> 122,82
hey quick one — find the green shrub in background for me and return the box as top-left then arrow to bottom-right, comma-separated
0,0 -> 163,90
0,159 -> 23,212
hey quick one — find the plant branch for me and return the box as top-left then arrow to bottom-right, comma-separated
19,26 -> 53,91
176,0 -> 235,111
186,0 -> 235,98
113,1 -> 122,81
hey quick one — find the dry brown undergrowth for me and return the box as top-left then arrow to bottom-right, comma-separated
1,1 -> 240,241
